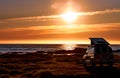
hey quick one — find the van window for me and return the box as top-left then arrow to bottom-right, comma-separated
87,47 -> 94,53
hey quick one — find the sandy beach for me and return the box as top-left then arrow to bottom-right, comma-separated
0,48 -> 120,78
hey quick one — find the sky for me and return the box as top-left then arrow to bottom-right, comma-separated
0,0 -> 120,44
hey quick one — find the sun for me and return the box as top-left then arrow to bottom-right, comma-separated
60,11 -> 78,23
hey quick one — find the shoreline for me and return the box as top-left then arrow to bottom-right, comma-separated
0,48 -> 120,78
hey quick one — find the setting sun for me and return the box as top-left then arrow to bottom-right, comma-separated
60,11 -> 78,23
0,0 -> 120,45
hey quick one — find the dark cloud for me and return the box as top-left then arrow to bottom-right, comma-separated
0,0 -> 53,19
74,0 -> 120,11
0,0 -> 120,19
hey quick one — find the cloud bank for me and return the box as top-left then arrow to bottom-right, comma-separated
0,9 -> 120,22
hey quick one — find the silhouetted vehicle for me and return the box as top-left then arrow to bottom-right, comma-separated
83,38 -> 114,66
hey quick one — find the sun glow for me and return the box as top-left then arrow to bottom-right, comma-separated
62,44 -> 77,50
60,11 -> 78,23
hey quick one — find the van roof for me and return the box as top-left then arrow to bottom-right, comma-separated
89,38 -> 109,45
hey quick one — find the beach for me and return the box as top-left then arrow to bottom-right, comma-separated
0,48 -> 120,78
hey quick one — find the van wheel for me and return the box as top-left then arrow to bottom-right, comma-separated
109,62 -> 113,67
83,63 -> 87,66
100,62 -> 103,66
91,59 -> 95,67
83,59 -> 87,66
92,62 -> 95,67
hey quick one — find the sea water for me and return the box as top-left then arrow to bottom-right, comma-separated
0,44 -> 120,53
0,44 -> 87,53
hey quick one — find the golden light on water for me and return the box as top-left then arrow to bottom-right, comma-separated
62,44 -> 77,50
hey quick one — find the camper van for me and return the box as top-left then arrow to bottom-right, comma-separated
83,38 -> 114,66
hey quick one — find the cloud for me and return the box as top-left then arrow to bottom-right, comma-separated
0,23 -> 120,41
77,9 -> 120,16
0,9 -> 120,22
0,9 -> 120,29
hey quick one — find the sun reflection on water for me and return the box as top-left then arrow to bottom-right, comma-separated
62,44 -> 77,50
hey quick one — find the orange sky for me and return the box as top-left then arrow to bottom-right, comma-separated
0,23 -> 120,44
0,0 -> 120,44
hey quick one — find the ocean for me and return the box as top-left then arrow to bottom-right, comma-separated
0,44 -> 120,53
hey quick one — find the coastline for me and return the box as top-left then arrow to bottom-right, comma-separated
0,48 -> 120,78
